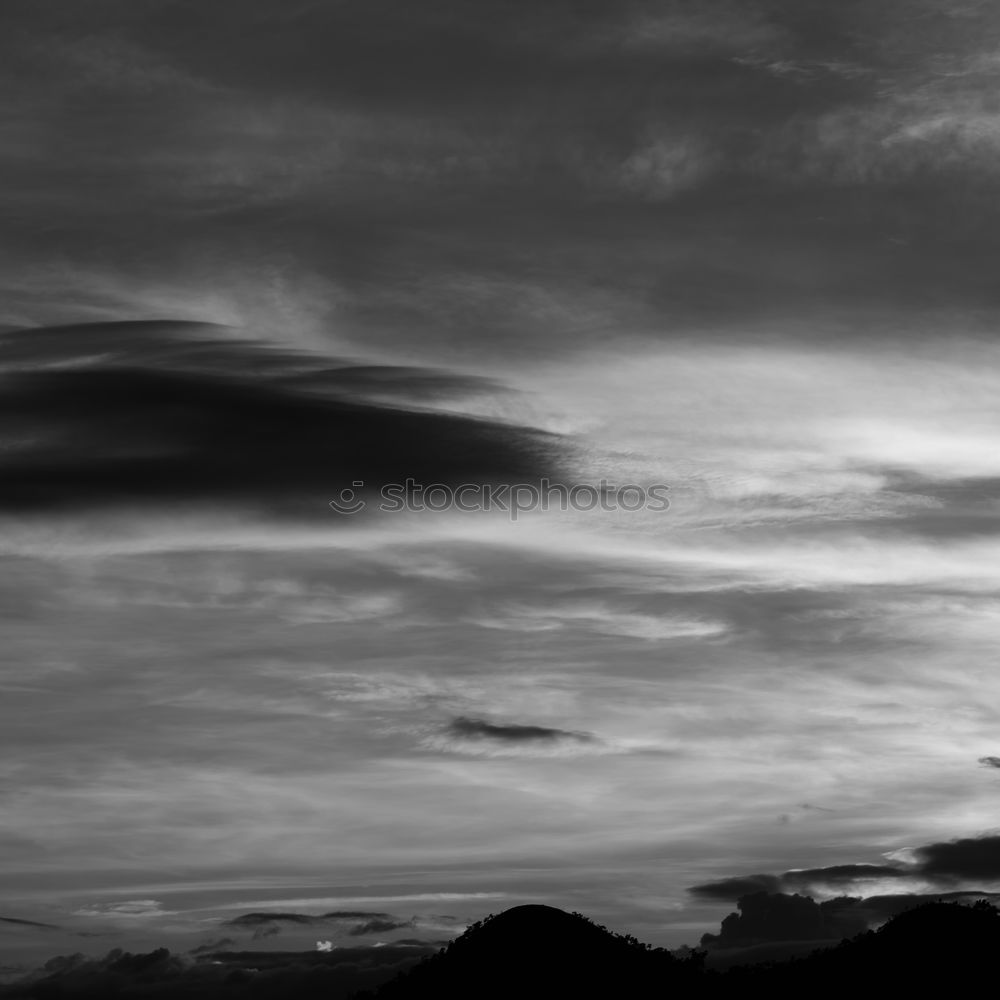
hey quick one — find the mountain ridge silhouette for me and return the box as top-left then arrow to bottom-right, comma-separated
5,898 -> 1000,998
369,898 -> 1000,998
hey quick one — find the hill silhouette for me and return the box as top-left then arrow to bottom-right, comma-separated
369,898 -> 1000,998
370,904 -> 702,999
5,898 -> 1000,998
721,900 -> 1000,992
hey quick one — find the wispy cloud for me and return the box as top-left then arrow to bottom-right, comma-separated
73,900 -> 175,922
470,601 -> 727,641
421,717 -> 614,759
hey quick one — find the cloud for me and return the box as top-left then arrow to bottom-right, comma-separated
446,717 -> 593,744
226,912 -> 327,927
394,937 -> 453,948
699,889 -> 1000,949
782,865 -> 913,889
224,910 -> 399,935
733,56 -> 872,82
470,601 -> 728,641
691,833 -> 1000,914
615,132 -> 718,201
916,835 -> 1000,880
690,864 -> 917,904
0,320 -> 564,515
0,916 -> 60,930
4,0 -> 1000,357
219,909 -> 439,944
688,875 -> 784,901
348,918 -> 414,937
189,937 -> 236,956
72,900 -> 173,921
978,756 -> 1000,768
610,2 -> 786,54
699,892 -> 868,948
17,941 -> 435,998
208,894 -> 507,913
420,716 -> 620,759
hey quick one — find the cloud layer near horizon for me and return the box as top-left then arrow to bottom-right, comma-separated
689,835 -> 1000,903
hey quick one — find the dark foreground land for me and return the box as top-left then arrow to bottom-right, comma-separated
4,899 -> 998,998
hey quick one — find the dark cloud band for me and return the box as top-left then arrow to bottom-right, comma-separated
0,320 -> 564,514
689,834 -> 1000,905
446,717 -> 594,743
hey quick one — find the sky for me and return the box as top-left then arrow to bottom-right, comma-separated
5,0 -> 1000,973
